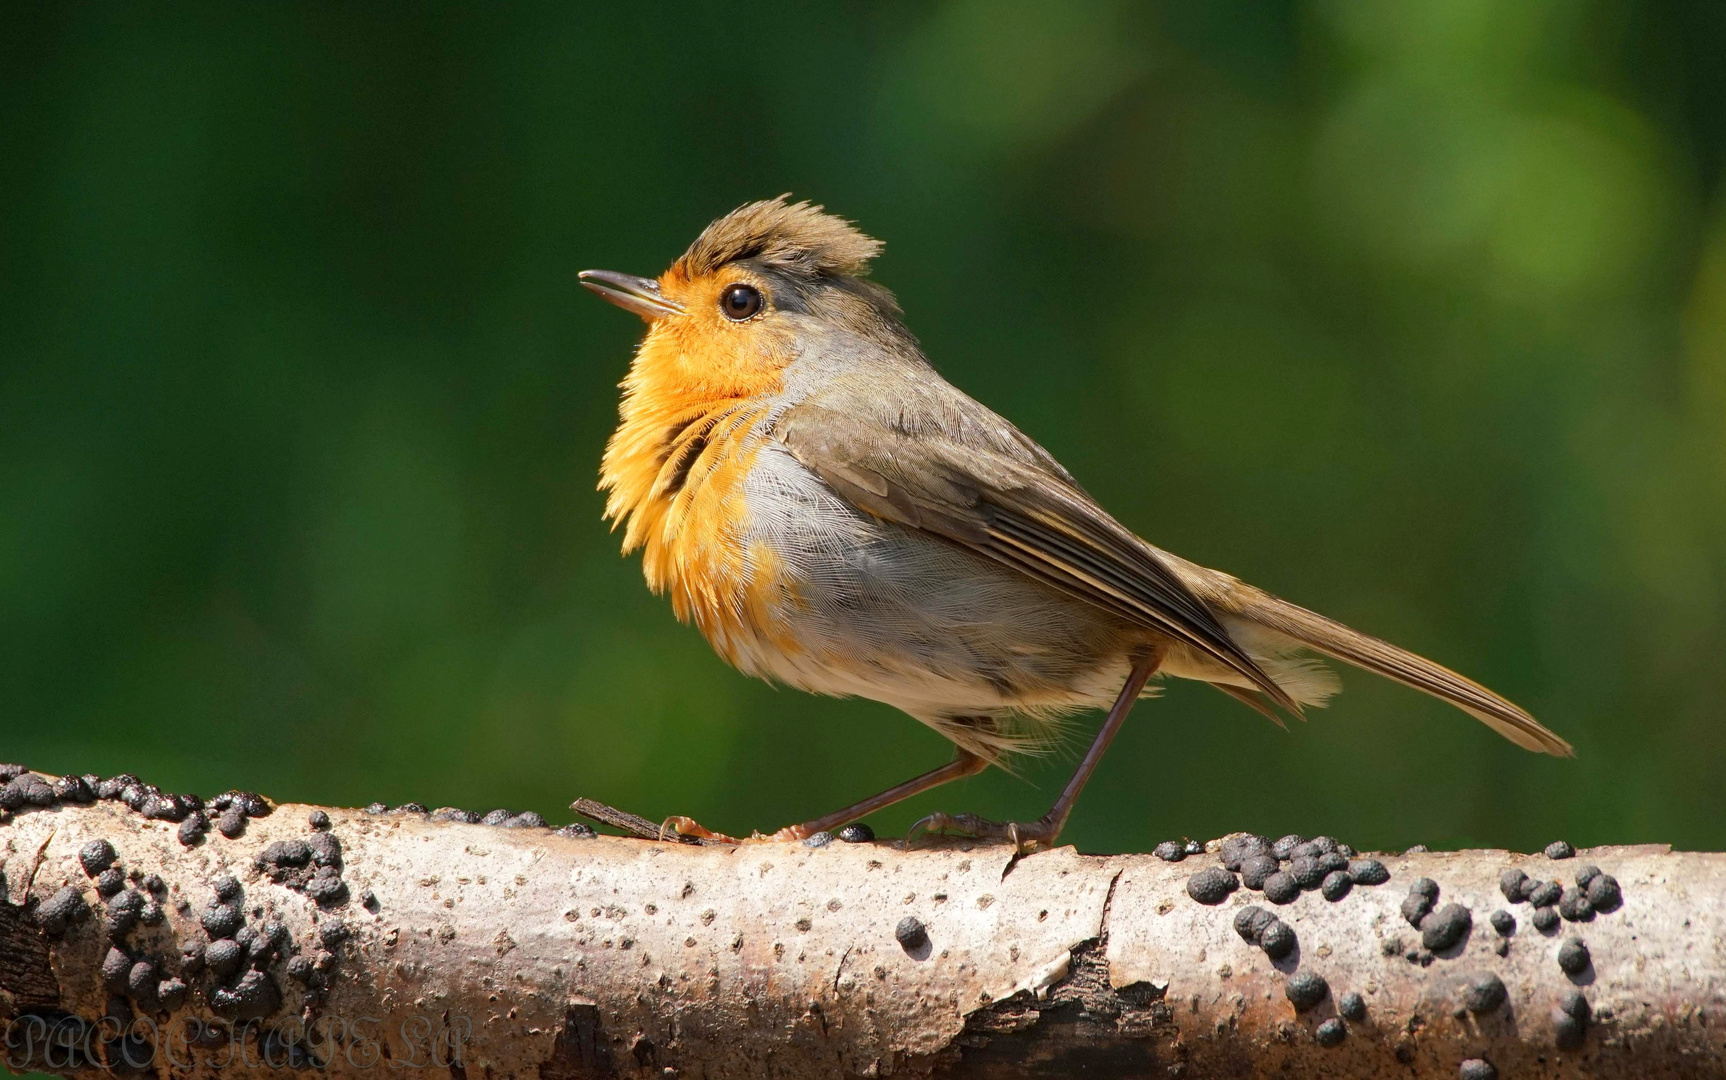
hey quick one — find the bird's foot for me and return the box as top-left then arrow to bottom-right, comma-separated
907,811 -> 1062,854
659,816 -> 742,845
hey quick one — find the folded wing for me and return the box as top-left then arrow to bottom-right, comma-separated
773,402 -> 1299,712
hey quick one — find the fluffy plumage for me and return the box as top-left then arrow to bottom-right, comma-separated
589,197 -> 1572,838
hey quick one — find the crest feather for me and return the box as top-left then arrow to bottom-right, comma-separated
679,196 -> 882,279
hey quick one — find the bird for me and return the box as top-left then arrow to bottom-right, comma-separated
579,196 -> 1572,850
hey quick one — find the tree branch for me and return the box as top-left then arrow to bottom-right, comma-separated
0,771 -> 1719,1078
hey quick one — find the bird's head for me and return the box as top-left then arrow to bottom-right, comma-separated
581,197 -> 905,392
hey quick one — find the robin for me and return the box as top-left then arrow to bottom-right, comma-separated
580,197 -> 1572,850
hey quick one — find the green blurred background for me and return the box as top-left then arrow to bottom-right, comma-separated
5,1 -> 1725,857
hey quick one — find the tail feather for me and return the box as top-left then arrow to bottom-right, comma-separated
1223,588 -> 1574,757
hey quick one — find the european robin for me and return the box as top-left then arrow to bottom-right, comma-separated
580,197 -> 1572,850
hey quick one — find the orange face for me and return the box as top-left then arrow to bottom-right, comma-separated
582,258 -> 801,398
650,261 -> 799,386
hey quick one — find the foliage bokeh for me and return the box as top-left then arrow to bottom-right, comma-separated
5,1 -> 1726,855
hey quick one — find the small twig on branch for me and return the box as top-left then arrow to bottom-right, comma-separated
570,797 -> 710,844
0,767 -> 1720,1078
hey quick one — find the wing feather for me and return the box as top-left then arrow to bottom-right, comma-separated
774,403 -> 1297,711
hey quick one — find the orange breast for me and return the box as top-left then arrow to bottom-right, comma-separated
599,331 -> 794,665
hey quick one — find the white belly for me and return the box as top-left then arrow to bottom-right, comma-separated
731,444 -> 1139,750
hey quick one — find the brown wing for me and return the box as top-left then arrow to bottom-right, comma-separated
773,402 -> 1299,712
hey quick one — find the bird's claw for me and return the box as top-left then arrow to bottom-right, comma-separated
907,811 -> 1060,854
661,818 -> 818,844
659,816 -> 742,845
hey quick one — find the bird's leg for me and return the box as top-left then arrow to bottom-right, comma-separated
911,648 -> 1164,853
660,748 -> 988,844
660,747 -> 989,844
758,747 -> 990,842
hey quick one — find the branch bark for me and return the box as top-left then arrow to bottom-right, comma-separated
0,775 -> 1720,1078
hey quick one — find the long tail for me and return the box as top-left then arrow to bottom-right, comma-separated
1219,586 -> 1573,757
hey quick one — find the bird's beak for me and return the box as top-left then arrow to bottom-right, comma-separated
579,270 -> 684,321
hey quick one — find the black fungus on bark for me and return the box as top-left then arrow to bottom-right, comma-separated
1259,920 -> 1296,960
1420,903 -> 1472,952
894,916 -> 928,952
1402,891 -> 1435,929
1219,835 -> 1274,871
1186,868 -> 1239,905
1586,874 -> 1622,913
79,840 -> 117,877
1233,906 -> 1275,945
1289,856 -> 1326,890
36,886 -> 90,937
1262,871 -> 1300,905
1498,867 -> 1528,904
1348,859 -> 1389,885
1284,970 -> 1329,1012
1463,972 -> 1507,1014
1557,938 -> 1590,975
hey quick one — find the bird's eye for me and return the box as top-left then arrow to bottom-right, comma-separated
720,283 -> 763,321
